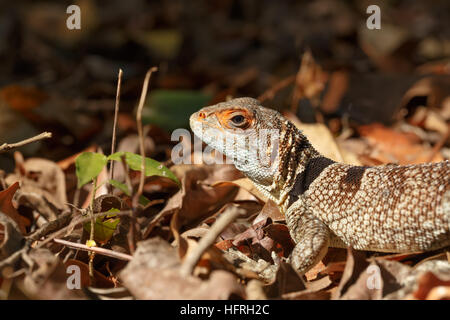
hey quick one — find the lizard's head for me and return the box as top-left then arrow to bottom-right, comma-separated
190,97 -> 283,183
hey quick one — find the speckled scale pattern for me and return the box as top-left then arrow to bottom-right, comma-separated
301,161 -> 450,253
190,97 -> 450,274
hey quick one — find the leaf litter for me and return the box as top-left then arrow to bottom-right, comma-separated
0,1 -> 449,301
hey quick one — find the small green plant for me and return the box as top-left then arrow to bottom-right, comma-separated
75,150 -> 180,243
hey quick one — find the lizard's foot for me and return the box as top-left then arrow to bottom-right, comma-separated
286,209 -> 330,274
290,235 -> 329,274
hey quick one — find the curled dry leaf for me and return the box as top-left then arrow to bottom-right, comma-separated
6,158 -> 67,210
400,75 -> 450,121
143,164 -> 241,240
0,182 -> 29,234
334,248 -> 450,300
0,213 -> 24,260
332,248 -> 370,299
120,237 -> 245,299
263,260 -> 306,298
357,123 -> 443,164
253,200 -> 284,225
64,259 -> 115,288
285,112 -> 361,165
19,248 -> 85,299
213,178 -> 268,203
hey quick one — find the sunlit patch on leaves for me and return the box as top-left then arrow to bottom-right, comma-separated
83,208 -> 120,244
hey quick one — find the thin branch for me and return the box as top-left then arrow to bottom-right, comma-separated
427,124 -> 450,162
179,206 -> 245,277
35,210 -> 132,248
109,69 -> 123,189
136,66 -> 158,199
0,132 -> 52,153
88,178 -> 98,282
257,75 -> 296,102
27,210 -> 73,242
128,66 -> 157,254
54,238 -> 132,261
0,247 -> 28,270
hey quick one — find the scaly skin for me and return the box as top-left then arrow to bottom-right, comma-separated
190,97 -> 450,273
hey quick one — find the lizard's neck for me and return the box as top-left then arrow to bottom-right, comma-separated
242,120 -> 325,211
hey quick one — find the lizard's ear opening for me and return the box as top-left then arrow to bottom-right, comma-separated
216,108 -> 254,130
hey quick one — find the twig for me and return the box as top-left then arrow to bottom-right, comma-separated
257,75 -> 296,102
136,66 -> 158,200
35,210 -> 132,248
27,210 -> 73,242
179,206 -> 244,277
109,69 -> 123,190
0,132 -> 52,153
88,178 -> 98,283
427,124 -> 450,162
54,238 -> 132,261
129,66 -> 157,254
0,247 -> 28,271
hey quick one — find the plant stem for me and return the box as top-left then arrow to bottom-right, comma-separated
109,69 -> 123,191
88,177 -> 97,285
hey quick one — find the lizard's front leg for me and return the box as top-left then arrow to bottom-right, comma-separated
286,202 -> 331,274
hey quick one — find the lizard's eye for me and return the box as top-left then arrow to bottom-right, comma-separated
231,115 -> 245,125
228,112 -> 250,129
216,109 -> 253,129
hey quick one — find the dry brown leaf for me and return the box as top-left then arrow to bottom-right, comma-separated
6,158 -> 67,209
412,271 -> 450,300
20,248 -> 85,299
400,75 -> 450,120
120,237 -> 244,299
64,259 -> 115,288
0,213 -> 24,260
264,260 -> 306,298
321,70 -> 349,114
285,112 -> 361,165
253,200 -> 284,225
291,50 -> 328,111
213,178 -> 268,203
0,182 -> 29,234
304,261 -> 327,281
358,123 -> 443,164
263,223 -> 295,258
332,248 -> 369,299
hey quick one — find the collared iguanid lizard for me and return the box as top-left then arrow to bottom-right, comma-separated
190,97 -> 450,274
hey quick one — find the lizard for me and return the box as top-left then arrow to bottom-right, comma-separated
189,97 -> 450,274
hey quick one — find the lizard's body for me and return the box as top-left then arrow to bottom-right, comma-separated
190,97 -> 450,273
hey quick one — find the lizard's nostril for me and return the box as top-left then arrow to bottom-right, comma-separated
198,112 -> 206,119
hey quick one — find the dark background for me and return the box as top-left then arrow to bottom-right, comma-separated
0,0 -> 449,165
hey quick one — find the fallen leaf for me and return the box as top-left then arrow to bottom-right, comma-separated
0,213 -> 24,260
120,237 -> 244,299
264,260 -> 306,298
0,182 -> 29,234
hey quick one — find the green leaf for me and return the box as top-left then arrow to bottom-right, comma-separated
123,152 -> 180,186
139,195 -> 151,206
75,152 -> 108,188
109,179 -> 131,196
142,89 -> 211,131
83,208 -> 120,244
109,152 -> 180,186
107,152 -> 125,161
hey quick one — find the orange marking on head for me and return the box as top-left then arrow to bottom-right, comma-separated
196,112 -> 226,133
215,108 -> 254,130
